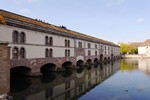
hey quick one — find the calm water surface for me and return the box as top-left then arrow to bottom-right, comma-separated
10,59 -> 150,100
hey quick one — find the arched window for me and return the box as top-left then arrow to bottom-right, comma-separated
68,40 -> 70,47
88,43 -> 91,48
88,50 -> 91,56
49,48 -> 53,57
80,42 -> 82,48
95,44 -> 97,49
65,39 -> 67,47
45,36 -> 49,45
49,37 -> 53,46
78,42 -> 82,48
12,47 -> 19,59
65,49 -> 67,57
20,47 -> 26,58
95,51 -> 97,55
13,30 -> 19,43
20,32 -> 26,44
68,49 -> 70,57
78,42 -> 80,48
45,48 -> 49,57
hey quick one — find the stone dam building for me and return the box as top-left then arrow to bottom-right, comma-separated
0,9 -> 120,95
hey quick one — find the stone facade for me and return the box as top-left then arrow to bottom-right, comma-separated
0,9 -> 120,76
0,42 -> 10,95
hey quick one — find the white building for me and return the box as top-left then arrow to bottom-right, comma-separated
138,39 -> 150,56
0,9 -> 120,75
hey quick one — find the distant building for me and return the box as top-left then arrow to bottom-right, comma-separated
130,39 -> 150,56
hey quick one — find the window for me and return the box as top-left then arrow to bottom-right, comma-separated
95,51 -> 97,55
12,47 -> 19,59
65,39 -> 70,47
105,51 -> 107,55
65,49 -> 68,57
13,30 -> 19,43
78,42 -> 80,48
88,50 -> 91,56
80,42 -> 82,48
49,48 -> 53,57
45,48 -> 49,57
68,49 -> 70,56
65,39 -> 67,47
65,49 -> 70,57
45,36 -> 49,45
49,37 -> 53,46
68,40 -> 70,47
95,44 -> 97,49
20,32 -> 26,44
78,41 -> 82,48
20,47 -> 26,58
88,43 -> 91,48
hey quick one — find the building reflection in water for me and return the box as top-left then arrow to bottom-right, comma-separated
9,60 -> 120,100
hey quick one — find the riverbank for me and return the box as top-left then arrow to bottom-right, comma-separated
122,54 -> 150,59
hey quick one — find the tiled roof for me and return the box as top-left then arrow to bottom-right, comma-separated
0,9 -> 118,47
130,39 -> 150,47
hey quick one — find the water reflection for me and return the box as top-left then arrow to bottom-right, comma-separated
120,59 -> 150,74
80,59 -> 150,100
10,60 -> 120,100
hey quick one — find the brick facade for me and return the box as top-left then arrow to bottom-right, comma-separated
0,42 -> 10,95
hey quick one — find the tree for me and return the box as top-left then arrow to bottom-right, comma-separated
120,43 -> 138,54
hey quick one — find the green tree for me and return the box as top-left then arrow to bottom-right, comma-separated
120,43 -> 138,54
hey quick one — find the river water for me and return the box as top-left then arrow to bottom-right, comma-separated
9,59 -> 150,100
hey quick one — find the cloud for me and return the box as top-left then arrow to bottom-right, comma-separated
20,8 -> 31,14
102,0 -> 126,7
136,18 -> 145,23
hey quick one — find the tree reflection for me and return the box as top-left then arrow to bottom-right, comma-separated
120,60 -> 138,71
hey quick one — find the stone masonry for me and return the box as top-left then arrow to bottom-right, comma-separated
0,42 -> 10,96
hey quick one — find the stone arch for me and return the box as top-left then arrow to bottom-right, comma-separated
76,60 -> 84,66
76,55 -> 84,61
41,72 -> 57,83
108,57 -> 110,60
86,59 -> 92,63
61,70 -> 73,77
11,66 -> 31,76
94,58 -> 99,63
10,76 -> 31,93
76,68 -> 84,78
62,61 -> 73,69
40,63 -> 56,74
100,54 -> 103,61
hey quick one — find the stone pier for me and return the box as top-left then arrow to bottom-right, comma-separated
0,42 -> 10,99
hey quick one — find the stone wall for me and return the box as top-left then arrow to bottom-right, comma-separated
0,42 -> 10,95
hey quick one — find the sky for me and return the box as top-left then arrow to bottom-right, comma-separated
1,0 -> 150,43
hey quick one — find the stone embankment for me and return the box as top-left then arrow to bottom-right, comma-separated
121,54 -> 150,59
